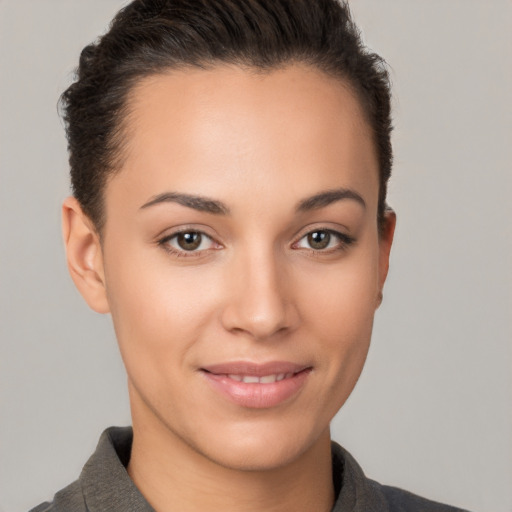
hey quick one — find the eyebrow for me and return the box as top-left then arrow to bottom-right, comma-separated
140,192 -> 230,215
296,188 -> 366,212
140,187 -> 365,215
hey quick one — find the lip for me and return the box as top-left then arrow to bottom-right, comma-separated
200,361 -> 312,409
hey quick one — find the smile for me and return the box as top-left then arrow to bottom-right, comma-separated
200,362 -> 312,409
226,373 -> 294,383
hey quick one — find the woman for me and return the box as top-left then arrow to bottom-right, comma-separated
27,1 -> 472,511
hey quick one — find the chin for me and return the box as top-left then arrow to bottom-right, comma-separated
200,443 -> 307,472
186,420 -> 330,472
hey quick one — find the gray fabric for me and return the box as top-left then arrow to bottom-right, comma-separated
29,426 -> 471,512
29,428 -> 153,512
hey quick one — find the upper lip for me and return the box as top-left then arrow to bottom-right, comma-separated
201,361 -> 311,376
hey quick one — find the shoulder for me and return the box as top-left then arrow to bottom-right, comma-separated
375,481 -> 471,512
28,480 -> 87,512
27,427 -> 140,512
331,441 -> 472,512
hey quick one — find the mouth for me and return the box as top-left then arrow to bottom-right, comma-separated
200,362 -> 312,409
221,372 -> 297,383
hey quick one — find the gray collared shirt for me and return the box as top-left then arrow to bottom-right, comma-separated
29,427 -> 471,512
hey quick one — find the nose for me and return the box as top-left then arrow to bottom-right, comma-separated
220,248 -> 299,340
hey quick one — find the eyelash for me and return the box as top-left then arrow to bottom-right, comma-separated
157,228 -> 355,258
292,229 -> 356,254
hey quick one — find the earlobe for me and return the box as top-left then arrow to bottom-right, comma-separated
376,209 -> 396,308
62,197 -> 110,314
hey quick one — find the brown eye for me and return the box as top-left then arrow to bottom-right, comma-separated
177,232 -> 202,251
307,231 -> 331,250
159,230 -> 218,256
294,229 -> 355,253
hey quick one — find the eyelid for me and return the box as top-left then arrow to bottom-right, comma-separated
153,222 -> 218,240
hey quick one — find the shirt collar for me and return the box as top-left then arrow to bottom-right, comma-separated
80,427 -> 155,512
79,426 -> 388,512
331,441 -> 389,511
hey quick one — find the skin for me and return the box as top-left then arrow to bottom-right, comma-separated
63,64 -> 395,512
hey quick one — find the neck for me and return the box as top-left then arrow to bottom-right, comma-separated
127,395 -> 334,512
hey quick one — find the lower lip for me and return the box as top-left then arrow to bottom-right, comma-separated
202,369 -> 311,409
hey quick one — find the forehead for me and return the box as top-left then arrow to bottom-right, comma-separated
109,64 -> 378,213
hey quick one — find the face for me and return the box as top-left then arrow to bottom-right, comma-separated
70,64 -> 394,471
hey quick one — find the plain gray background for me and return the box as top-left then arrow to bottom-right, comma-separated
1,1 -> 511,511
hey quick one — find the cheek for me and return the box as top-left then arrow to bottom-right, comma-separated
103,247 -> 221,376
296,249 -> 379,393
298,248 -> 379,334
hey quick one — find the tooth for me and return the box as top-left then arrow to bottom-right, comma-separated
285,373 -> 293,379
276,373 -> 285,381
228,374 -> 243,381
242,376 -> 259,383
260,374 -> 277,384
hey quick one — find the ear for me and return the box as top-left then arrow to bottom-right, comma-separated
62,197 -> 110,313
376,208 -> 396,308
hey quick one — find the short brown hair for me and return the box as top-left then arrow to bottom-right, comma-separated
60,0 -> 393,233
